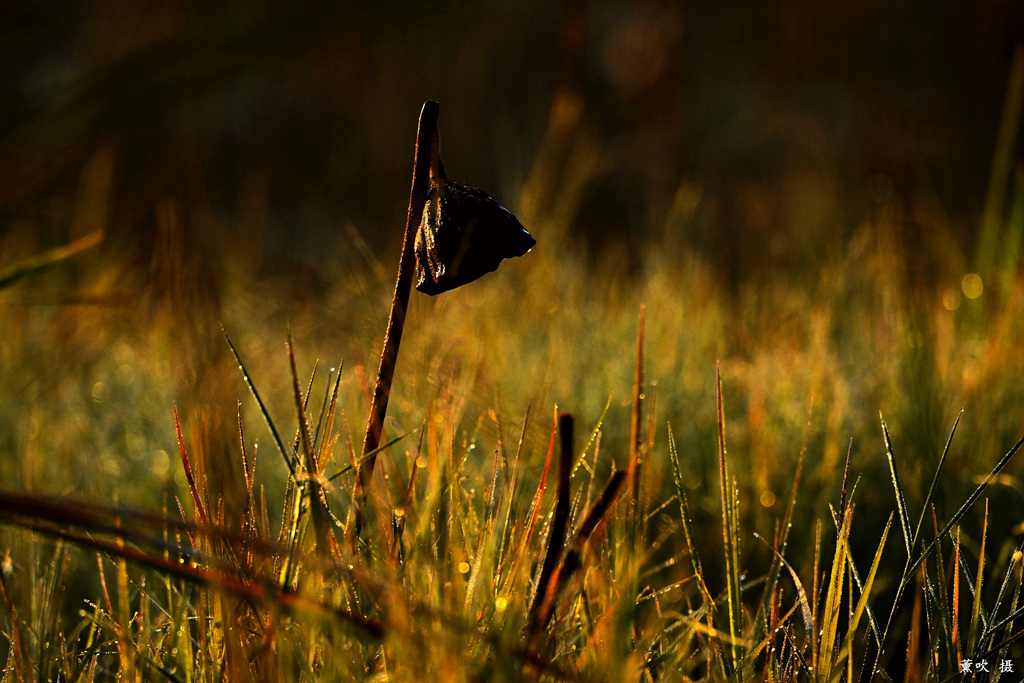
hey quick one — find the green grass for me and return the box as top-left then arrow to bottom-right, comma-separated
3,61 -> 1024,681
3,203 -> 1024,681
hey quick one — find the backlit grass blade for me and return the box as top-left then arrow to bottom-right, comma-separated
174,404 -> 208,525
287,332 -> 335,558
930,506 -> 956,674
510,407 -> 558,583
880,415 -> 912,560
978,545 -> 1024,652
870,430 -> 1024,681
668,425 -> 720,666
818,504 -> 853,682
754,533 -> 814,661
965,500 -> 989,658
911,431 -> 1024,580
716,362 -> 742,670
325,431 -> 415,482
748,397 -> 812,676
495,405 -> 530,588
571,394 -> 612,477
829,513 -> 892,681
953,530 -> 962,667
910,410 -> 961,553
223,328 -> 296,474
0,229 -> 103,290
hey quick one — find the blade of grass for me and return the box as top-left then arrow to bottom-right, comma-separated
287,332 -> 336,562
754,533 -> 815,661
326,431 -> 416,482
223,328 -> 296,474
748,396 -> 813,677
870,430 -> 1024,680
910,410 -> 961,553
504,407 -> 558,596
966,500 -> 988,658
953,529 -> 962,669
979,546 -> 1024,650
880,415 -> 912,560
173,404 -> 208,525
0,565 -> 29,683
668,427 -> 721,662
571,394 -> 612,477
495,405 -> 530,589
716,362 -> 742,670
829,513 -> 892,681
0,229 -> 103,290
818,504 -> 853,683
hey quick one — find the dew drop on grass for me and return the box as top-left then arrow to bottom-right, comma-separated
416,456 -> 428,469
495,597 -> 507,612
458,561 -> 470,574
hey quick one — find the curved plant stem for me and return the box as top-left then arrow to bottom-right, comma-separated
357,100 -> 440,525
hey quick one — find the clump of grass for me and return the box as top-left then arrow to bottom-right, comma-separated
3,306 -> 1023,681
4,81 -> 1024,682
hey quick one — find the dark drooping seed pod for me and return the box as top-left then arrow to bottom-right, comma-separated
414,173 -> 535,295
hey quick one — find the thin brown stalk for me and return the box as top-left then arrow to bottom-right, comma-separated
174,403 -> 208,525
628,305 -> 646,509
0,229 -> 103,290
526,413 -> 574,635
544,469 -> 628,632
358,100 -> 440,521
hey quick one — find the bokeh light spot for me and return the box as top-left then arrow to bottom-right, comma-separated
962,273 -> 983,299
91,382 -> 109,403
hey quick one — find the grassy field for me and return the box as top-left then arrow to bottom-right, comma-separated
2,57 -> 1024,683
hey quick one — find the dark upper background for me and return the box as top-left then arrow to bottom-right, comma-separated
1,0 -> 1022,291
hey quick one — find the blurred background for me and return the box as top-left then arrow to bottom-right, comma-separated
2,0 -> 1024,573
2,0 -> 1021,280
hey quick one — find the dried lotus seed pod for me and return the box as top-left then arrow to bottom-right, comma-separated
414,176 -> 535,295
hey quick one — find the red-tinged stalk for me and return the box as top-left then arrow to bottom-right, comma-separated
358,101 -> 440,529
